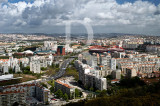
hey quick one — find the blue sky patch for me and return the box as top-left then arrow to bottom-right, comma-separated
116,0 -> 160,5
8,0 -> 34,3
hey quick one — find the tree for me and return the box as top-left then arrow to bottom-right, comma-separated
106,75 -> 112,80
40,82 -> 48,88
95,90 -> 101,94
17,47 -> 24,52
17,72 -> 21,76
119,76 -> 146,88
78,80 -> 83,85
56,64 -> 59,68
89,87 -> 94,91
9,68 -> 14,74
63,93 -> 69,101
41,67 -> 47,71
20,62 -> 23,69
51,63 -> 55,68
59,89 -> 63,98
75,88 -> 81,97
5,72 -> 8,74
98,90 -> 107,97
13,102 -> 19,106
55,89 -> 63,98
50,86 -> 54,93
45,101 -> 49,105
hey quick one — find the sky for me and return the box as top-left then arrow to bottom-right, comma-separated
0,0 -> 160,35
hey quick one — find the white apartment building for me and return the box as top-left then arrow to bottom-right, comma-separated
0,64 -> 8,74
14,64 -> 21,73
30,61 -> 41,73
101,53 -> 111,68
30,55 -> 51,68
36,41 -> 57,51
74,60 -> 107,90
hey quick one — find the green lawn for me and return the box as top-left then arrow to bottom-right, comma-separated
47,80 -> 55,87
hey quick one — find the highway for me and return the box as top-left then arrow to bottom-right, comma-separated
47,58 -> 74,81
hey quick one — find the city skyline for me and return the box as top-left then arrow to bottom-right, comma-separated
0,0 -> 160,35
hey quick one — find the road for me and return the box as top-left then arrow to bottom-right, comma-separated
47,58 -> 74,81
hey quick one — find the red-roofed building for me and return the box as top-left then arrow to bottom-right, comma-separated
55,80 -> 75,99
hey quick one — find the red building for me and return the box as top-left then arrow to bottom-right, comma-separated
57,46 -> 65,55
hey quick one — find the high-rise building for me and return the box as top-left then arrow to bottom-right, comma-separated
30,61 -> 41,73
57,46 -> 65,55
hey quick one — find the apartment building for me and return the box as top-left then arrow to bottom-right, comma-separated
55,80 -> 75,99
30,61 -> 41,73
30,55 -> 53,73
0,83 -> 49,106
101,53 -> 111,68
118,61 -> 160,78
125,68 -> 137,78
0,57 -> 30,74
0,64 -> 8,74
122,39 -> 143,49
111,70 -> 121,79
111,58 -> 132,70
84,73 -> 107,90
74,60 -> 107,90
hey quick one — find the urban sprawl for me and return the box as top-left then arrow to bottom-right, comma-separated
0,34 -> 160,106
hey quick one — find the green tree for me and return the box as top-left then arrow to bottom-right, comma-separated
41,67 -> 47,71
63,93 -> 69,101
59,89 -> 63,98
20,62 -> 23,69
55,89 -> 63,98
17,47 -> 24,52
17,72 -> 21,76
75,88 -> 80,97
95,90 -> 101,94
40,82 -> 48,88
119,76 -> 146,88
98,90 -> 107,97
51,63 -> 55,68
9,68 -> 14,74
50,86 -> 54,93
56,64 -> 59,68
106,75 -> 112,80
89,87 -> 94,91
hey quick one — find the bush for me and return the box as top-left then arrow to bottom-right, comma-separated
41,67 -> 47,71
40,82 -> 48,88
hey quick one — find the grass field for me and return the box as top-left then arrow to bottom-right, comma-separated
45,67 -> 59,76
14,74 -> 37,82
63,66 -> 79,81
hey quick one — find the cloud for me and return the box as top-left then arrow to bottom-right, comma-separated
0,0 -> 160,35
0,0 -> 7,3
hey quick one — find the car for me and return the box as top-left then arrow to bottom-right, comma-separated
51,98 -> 57,101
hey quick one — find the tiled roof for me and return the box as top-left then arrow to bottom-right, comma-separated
56,80 -> 72,88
